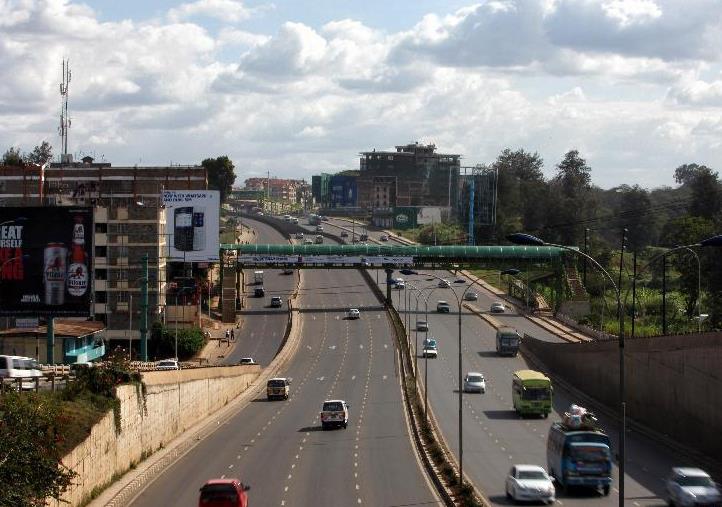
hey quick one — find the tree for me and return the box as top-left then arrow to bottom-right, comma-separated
616,185 -> 659,251
491,148 -> 546,240
2,146 -> 23,165
673,163 -> 721,220
0,393 -> 77,506
659,216 -> 716,319
202,156 -> 236,203
25,141 -> 53,165
544,150 -> 596,245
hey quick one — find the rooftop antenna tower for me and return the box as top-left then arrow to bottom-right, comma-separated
59,59 -> 72,163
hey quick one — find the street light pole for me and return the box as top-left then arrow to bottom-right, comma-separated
401,268 -> 493,488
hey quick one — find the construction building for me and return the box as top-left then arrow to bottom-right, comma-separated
357,143 -> 461,226
0,158 -> 207,350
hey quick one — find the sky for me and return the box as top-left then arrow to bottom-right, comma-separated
2,0 -> 722,189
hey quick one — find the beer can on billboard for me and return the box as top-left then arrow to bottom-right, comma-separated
44,243 -> 67,306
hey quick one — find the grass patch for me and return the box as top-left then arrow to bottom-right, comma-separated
389,228 -> 421,243
47,391 -> 115,455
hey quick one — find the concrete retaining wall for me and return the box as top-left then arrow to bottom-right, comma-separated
521,332 -> 722,459
53,365 -> 260,506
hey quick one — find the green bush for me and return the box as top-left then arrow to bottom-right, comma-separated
0,393 -> 77,506
150,322 -> 207,360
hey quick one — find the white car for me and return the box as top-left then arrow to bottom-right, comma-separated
416,320 -> 429,332
463,372 -> 486,393
490,301 -> 506,313
238,357 -> 257,365
506,465 -> 556,504
283,215 -> 291,221
320,399 -> 349,430
666,467 -> 721,507
422,338 -> 438,358
380,234 -> 389,241
395,280 -> 405,289
346,308 -> 361,320
156,359 -> 180,371
438,279 -> 450,288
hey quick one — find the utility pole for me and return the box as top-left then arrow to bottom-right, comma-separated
140,253 -> 149,361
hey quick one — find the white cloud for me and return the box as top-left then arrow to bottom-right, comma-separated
168,0 -> 253,23
2,0 -> 722,190
601,0 -> 662,27
668,79 -> 722,106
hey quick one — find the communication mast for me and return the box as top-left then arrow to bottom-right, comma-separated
59,59 -> 72,163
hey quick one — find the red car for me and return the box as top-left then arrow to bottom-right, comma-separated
199,479 -> 250,507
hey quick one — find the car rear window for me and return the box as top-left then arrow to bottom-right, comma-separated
467,375 -> 483,383
158,361 -> 175,367
268,379 -> 286,387
200,484 -> 239,503
323,402 -> 343,411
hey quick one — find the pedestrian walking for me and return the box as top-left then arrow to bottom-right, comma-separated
230,329 -> 235,341
225,329 -> 230,341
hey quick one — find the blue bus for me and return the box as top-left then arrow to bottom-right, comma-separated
547,422 -> 612,495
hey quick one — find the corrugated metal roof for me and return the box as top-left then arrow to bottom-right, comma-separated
222,243 -> 563,260
0,319 -> 104,338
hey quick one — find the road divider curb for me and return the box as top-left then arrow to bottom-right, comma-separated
463,303 -> 502,330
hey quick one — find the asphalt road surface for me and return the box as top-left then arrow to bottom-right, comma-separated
130,221 -> 439,507
323,216 -> 718,506
220,218 -> 296,367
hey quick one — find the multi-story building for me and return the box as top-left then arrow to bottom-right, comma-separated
312,173 -> 332,207
0,157 -> 207,348
329,174 -> 358,208
244,177 -> 306,202
357,142 -> 461,212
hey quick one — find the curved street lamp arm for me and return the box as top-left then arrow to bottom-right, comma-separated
621,243 -> 701,308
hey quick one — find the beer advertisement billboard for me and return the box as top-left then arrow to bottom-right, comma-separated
0,207 -> 93,317
162,190 -> 220,262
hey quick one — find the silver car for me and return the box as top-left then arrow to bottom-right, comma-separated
463,372 -> 486,393
464,291 -> 478,301
416,320 -> 429,332
666,467 -> 721,507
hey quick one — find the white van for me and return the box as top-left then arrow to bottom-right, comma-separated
0,355 -> 42,379
253,270 -> 264,284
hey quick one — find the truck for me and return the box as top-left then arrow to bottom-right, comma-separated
546,407 -> 613,496
253,270 -> 264,284
496,327 -> 521,356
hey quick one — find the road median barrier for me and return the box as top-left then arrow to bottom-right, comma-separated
356,265 -> 485,506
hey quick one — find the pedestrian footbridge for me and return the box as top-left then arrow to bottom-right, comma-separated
221,243 -> 567,269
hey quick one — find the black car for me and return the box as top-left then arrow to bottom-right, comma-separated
340,231 -> 349,238
254,287 -> 265,297
270,296 -> 283,307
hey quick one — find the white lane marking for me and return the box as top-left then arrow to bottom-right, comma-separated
352,375 -> 356,380
382,375 -> 387,380
221,474 -> 226,479
359,344 -> 364,349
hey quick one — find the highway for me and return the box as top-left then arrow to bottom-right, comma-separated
221,218 -> 295,366
130,218 -> 438,507
321,216 -> 713,506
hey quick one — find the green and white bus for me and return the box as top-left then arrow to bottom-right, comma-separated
512,369 -> 552,418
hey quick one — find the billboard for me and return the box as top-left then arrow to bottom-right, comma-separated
417,207 -> 443,226
393,207 -> 418,230
162,190 -> 220,262
0,207 -> 94,317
